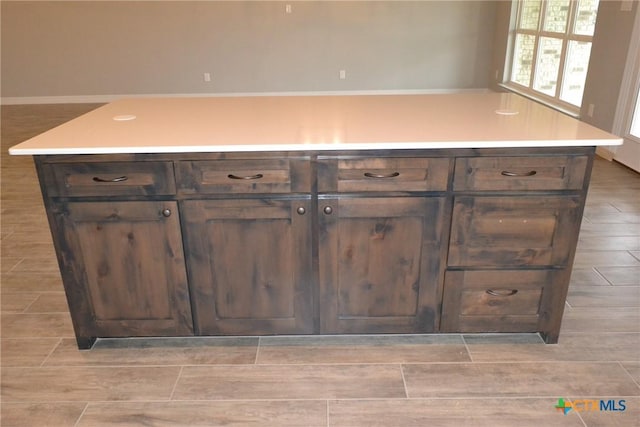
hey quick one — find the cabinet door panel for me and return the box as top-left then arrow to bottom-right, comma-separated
319,197 -> 448,333
448,196 -> 582,267
54,201 -> 193,338
183,199 -> 313,335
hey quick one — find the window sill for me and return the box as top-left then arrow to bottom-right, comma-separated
498,83 -> 581,119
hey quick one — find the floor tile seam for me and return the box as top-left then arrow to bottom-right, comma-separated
254,336 -> 261,364
2,364 -> 200,370
567,398 -> 589,427
5,360 -> 636,369
325,400 -> 330,427
165,396 -> 602,402
0,335 -> 76,340
565,305 -> 640,309
20,295 -> 48,314
6,396 -> 640,405
460,335 -> 475,363
4,257 -> 25,273
618,361 -> 640,390
38,337 -> 63,367
0,290 -> 67,294
72,402 -> 90,427
399,364 -> 409,399
168,366 -> 184,401
11,394 -> 640,405
560,331 -> 640,335
7,310 -> 71,315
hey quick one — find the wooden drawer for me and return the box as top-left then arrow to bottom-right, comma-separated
44,162 -> 176,197
440,269 -> 559,333
177,159 -> 310,194
318,157 -> 450,193
448,196 -> 582,267
453,155 -> 588,191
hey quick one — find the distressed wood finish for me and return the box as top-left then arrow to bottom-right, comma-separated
51,201 -> 193,346
183,198 -> 314,335
32,147 -> 594,347
318,196 -> 449,333
318,157 -> 450,193
453,155 -> 588,191
441,269 -> 564,333
448,196 -> 583,267
177,158 -> 311,194
42,161 -> 176,197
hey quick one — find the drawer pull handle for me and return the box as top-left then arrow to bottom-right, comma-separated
161,208 -> 171,217
364,172 -> 400,179
323,206 -> 333,215
92,176 -> 128,183
228,173 -> 264,180
501,170 -> 537,177
296,207 -> 306,215
486,289 -> 518,297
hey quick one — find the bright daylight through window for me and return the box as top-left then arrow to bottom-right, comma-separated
508,0 -> 599,111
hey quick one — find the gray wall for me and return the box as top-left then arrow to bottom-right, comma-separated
1,1 -> 497,100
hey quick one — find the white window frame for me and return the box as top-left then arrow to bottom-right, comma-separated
504,0 -> 598,116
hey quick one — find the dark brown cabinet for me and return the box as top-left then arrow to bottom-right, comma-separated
51,201 -> 193,348
441,154 -> 591,343
182,198 -> 314,335
318,196 -> 448,333
34,147 -> 594,348
448,196 -> 583,267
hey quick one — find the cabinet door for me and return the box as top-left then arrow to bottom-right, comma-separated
318,197 -> 448,333
182,198 -> 314,335
53,201 -> 193,342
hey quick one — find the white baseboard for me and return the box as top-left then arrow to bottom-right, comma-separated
596,146 -> 616,161
1,88 -> 491,105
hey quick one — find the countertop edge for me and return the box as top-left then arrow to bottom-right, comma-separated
8,138 -> 623,156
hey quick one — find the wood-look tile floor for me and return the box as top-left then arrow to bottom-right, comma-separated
1,104 -> 639,426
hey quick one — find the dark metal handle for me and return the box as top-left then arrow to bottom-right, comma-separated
296,207 -> 306,215
92,176 -> 128,183
228,173 -> 264,180
486,289 -> 518,297
501,170 -> 537,177
364,172 -> 400,179
161,209 -> 171,217
323,206 -> 333,215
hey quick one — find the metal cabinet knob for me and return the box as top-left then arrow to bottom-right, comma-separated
296,207 -> 306,215
323,206 -> 333,215
161,208 -> 172,217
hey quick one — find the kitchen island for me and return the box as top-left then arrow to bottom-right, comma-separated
9,93 -> 622,349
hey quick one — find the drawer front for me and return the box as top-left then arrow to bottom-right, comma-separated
448,196 -> 582,267
45,162 -> 176,197
319,157 -> 450,193
440,269 -> 558,333
178,159 -> 310,194
454,156 -> 588,191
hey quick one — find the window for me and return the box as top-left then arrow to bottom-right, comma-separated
508,0 -> 599,111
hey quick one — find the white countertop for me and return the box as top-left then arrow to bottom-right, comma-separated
8,93 -> 622,155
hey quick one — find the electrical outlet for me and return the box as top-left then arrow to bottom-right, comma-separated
285,4 -> 292,13
203,73 -> 211,82
339,70 -> 347,80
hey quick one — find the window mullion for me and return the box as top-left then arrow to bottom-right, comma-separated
553,0 -> 576,100
530,33 -> 541,90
